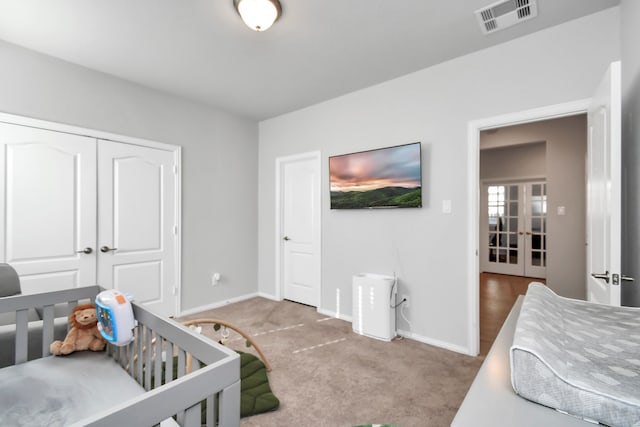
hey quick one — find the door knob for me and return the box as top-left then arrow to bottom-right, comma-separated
591,271 -> 610,284
283,236 -> 291,241
100,246 -> 118,253
76,247 -> 93,254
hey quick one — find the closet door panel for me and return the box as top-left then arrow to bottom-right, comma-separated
0,122 -> 97,293
98,140 -> 176,317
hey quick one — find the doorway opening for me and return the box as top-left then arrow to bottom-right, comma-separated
478,115 -> 586,354
467,99 -> 590,356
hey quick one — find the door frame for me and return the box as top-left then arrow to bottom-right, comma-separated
466,99 -> 590,356
0,111 -> 182,316
274,151 -> 321,305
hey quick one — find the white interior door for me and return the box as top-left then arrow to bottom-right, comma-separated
97,140 -> 177,316
280,154 -> 320,307
587,61 -> 622,306
0,122 -> 97,293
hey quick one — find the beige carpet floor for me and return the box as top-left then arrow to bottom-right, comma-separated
179,297 -> 483,427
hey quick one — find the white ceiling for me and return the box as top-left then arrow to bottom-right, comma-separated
0,0 -> 619,120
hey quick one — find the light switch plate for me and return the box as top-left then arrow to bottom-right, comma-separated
442,199 -> 452,214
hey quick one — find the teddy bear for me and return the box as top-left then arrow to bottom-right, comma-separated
50,303 -> 106,356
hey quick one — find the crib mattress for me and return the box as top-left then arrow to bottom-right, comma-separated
510,283 -> 640,426
0,351 -> 144,427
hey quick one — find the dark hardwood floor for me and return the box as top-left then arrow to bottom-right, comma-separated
479,272 -> 545,355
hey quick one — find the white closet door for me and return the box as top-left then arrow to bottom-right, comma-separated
0,122 -> 97,293
97,140 -> 177,316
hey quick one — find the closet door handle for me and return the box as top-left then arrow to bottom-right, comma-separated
100,246 -> 118,253
76,247 -> 93,254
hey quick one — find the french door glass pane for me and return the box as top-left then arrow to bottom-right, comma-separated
529,183 -> 547,267
487,184 -> 518,265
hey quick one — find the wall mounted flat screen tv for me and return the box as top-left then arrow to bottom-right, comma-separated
329,142 -> 422,209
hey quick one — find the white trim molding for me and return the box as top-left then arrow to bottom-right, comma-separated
466,99 -> 590,356
179,292 -> 260,317
317,307 -> 353,322
397,329 -> 471,355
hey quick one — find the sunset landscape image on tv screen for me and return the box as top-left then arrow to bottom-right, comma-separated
329,142 -> 422,209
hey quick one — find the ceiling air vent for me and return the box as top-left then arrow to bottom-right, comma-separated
475,0 -> 538,35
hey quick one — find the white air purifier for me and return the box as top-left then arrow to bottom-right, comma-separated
352,273 -> 396,341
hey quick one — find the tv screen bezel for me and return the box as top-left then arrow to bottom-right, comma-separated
329,141 -> 422,210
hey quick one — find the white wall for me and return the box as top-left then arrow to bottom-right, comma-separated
0,40 -> 259,313
480,115 -> 588,300
258,8 -> 620,353
621,0 -> 640,306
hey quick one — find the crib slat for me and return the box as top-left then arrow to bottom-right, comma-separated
218,381 -> 241,427
14,308 -> 29,364
144,327 -> 153,391
183,402 -> 201,427
176,348 -> 187,424
205,395 -> 215,427
135,326 -> 144,384
40,304 -> 55,358
164,341 -> 174,385
154,335 -> 163,389
177,348 -> 186,378
127,340 -> 135,378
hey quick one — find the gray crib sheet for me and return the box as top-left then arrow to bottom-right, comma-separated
0,351 -> 144,427
511,283 -> 640,427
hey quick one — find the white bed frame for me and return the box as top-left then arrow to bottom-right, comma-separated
0,285 -> 240,427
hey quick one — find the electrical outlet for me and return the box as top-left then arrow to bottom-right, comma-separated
212,272 -> 221,286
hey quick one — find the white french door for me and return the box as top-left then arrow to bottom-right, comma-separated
481,181 -> 547,279
0,123 -> 97,293
277,153 -> 321,307
98,140 -> 177,316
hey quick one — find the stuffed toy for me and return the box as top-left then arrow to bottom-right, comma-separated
50,303 -> 106,356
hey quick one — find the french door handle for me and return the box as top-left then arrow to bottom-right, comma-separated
100,246 -> 118,253
283,236 -> 291,241
76,247 -> 93,254
525,231 -> 532,235
622,275 -> 635,282
518,231 -> 524,235
591,271 -> 610,284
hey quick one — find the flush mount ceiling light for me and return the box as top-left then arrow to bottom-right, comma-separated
234,0 -> 282,32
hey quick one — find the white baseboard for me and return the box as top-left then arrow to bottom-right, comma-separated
397,328 -> 472,356
179,292 -> 259,317
317,307 -> 353,322
257,292 -> 280,301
